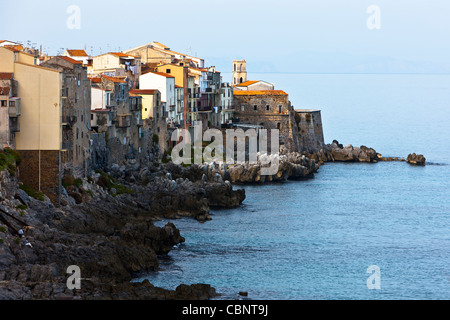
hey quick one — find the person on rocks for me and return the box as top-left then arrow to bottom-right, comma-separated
24,240 -> 33,248
18,229 -> 24,238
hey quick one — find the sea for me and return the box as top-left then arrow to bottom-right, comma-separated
132,73 -> 450,300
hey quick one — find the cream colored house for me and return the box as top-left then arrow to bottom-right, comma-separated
0,46 -> 63,204
91,52 -> 141,85
124,42 -> 204,68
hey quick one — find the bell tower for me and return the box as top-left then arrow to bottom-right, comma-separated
232,59 -> 247,85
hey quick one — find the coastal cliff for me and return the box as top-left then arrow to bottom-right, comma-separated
0,161 -> 245,300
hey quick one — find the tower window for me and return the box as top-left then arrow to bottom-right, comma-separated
254,105 -> 257,111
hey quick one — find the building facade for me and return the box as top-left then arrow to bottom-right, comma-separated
42,56 -> 92,179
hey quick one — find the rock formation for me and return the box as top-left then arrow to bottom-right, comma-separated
0,159 -> 247,300
406,153 -> 426,166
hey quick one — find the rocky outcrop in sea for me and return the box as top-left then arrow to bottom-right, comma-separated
303,140 -> 426,166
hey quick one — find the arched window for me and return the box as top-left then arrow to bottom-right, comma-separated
240,77 -> 243,83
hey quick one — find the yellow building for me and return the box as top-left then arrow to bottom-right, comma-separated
156,63 -> 186,88
129,89 -> 161,120
0,46 -> 63,203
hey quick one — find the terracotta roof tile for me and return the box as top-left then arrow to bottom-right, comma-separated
60,56 -> 83,65
101,75 -> 127,83
233,90 -> 288,96
4,45 -> 24,52
66,49 -> 88,57
130,89 -> 158,95
148,71 -> 175,78
236,80 -> 259,87
0,73 -> 14,80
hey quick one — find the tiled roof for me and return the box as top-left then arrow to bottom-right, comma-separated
4,45 -> 24,52
60,56 -> 83,65
109,52 -> 139,59
66,49 -> 88,57
129,89 -> 158,95
89,75 -> 126,84
102,75 -> 127,83
0,73 -> 14,80
148,71 -> 175,78
89,77 -> 102,83
236,80 -> 259,87
233,90 -> 288,96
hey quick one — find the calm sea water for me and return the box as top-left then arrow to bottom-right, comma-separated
133,74 -> 450,300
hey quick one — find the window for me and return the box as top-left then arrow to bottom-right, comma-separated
9,101 -> 15,107
277,123 -> 281,130
1,100 -> 7,107
266,105 -> 270,111
166,69 -> 171,74
279,106 -> 282,114
91,114 -> 94,120
254,105 -> 257,111
241,105 -> 245,111
145,108 -> 148,112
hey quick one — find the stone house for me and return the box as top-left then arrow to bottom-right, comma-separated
232,90 -> 299,152
90,74 -> 143,159
41,56 -> 92,179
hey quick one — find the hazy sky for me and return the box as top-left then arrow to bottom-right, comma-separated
2,0 -> 450,72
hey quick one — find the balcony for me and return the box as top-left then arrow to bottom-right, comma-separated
10,117 -> 20,132
8,99 -> 20,118
62,115 -> 77,126
197,106 -> 212,113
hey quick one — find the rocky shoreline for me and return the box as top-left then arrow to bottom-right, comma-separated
0,160 -> 245,300
0,141 -> 425,300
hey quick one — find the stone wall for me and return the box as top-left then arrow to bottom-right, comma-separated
295,110 -> 325,153
233,93 -> 296,151
17,150 -> 60,204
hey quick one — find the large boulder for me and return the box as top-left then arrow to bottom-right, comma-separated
406,153 -> 426,165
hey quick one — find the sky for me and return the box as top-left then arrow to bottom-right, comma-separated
2,0 -> 450,73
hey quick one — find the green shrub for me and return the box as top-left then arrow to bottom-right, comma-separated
19,184 -> 45,201
16,204 -> 27,210
95,170 -> 132,195
152,134 -> 159,144
0,226 -> 6,233
4,148 -> 22,166
73,178 -> 83,188
0,238 -> 4,244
